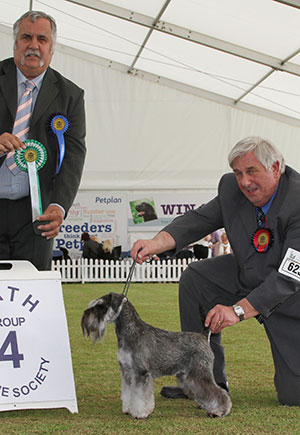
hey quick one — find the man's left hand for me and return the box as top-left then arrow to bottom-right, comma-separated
205,304 -> 240,333
37,205 -> 64,239
205,298 -> 259,333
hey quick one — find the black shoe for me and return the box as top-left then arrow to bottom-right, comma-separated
160,386 -> 188,399
218,382 -> 230,393
160,382 -> 229,399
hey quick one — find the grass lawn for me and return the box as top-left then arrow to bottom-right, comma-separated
0,282 -> 299,434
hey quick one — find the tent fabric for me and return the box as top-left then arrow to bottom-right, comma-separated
51,38 -> 300,189
0,1 -> 300,192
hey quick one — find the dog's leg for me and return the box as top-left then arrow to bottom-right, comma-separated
177,373 -> 232,418
129,372 -> 155,419
118,350 -> 154,418
118,349 -> 135,415
120,366 -> 133,415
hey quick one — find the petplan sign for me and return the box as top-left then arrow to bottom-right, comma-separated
54,191 -> 128,257
0,262 -> 77,413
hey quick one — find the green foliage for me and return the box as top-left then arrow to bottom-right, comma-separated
1,283 -> 299,434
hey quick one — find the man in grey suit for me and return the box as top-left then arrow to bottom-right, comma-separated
0,11 -> 86,270
131,136 -> 300,406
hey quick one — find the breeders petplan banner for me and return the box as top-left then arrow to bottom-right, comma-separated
54,191 -> 128,258
128,191 -> 216,231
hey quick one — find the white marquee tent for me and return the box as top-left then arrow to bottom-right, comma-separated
1,0 -> 300,194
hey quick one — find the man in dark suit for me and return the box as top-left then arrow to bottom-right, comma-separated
0,11 -> 86,270
131,136 -> 300,406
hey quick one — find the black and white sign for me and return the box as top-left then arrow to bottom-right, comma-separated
0,261 -> 77,413
278,247 -> 300,283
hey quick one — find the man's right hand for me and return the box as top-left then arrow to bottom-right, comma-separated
131,231 -> 176,264
131,239 -> 160,263
0,133 -> 26,155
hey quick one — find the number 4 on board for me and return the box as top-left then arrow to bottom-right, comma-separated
0,331 -> 24,368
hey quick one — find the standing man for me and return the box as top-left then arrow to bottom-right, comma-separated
131,136 -> 300,406
0,11 -> 86,270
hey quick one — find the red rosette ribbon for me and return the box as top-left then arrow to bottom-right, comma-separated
252,228 -> 273,253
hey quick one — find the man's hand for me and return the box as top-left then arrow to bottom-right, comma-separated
0,133 -> 26,155
131,239 -> 161,263
205,298 -> 259,333
131,231 -> 176,264
37,205 -> 64,239
205,304 -> 240,333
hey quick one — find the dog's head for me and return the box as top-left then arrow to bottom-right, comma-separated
81,292 -> 127,342
135,202 -> 156,217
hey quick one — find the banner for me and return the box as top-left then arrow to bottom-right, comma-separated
128,191 -> 216,231
54,191 -> 128,258
53,190 -> 217,258
0,261 -> 77,413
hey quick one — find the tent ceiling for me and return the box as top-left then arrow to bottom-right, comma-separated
1,0 -> 300,123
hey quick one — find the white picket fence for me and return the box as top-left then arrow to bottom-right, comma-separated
51,258 -> 195,283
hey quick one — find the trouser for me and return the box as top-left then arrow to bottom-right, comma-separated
263,290 -> 300,406
178,260 -> 300,405
0,197 -> 53,271
179,264 -> 240,385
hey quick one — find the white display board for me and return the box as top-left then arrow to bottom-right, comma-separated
0,261 -> 77,413
54,190 -> 128,258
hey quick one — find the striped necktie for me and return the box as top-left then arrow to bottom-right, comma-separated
6,80 -> 35,174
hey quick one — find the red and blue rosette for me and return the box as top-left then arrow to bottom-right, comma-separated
48,113 -> 69,174
251,228 -> 273,253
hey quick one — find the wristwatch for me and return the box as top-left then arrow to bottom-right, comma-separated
233,304 -> 245,321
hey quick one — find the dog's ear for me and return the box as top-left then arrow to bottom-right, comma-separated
89,294 -> 110,309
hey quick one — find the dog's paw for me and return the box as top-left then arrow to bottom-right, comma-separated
208,410 -> 230,418
130,410 -> 151,419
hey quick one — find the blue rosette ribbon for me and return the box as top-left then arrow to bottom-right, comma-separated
49,114 -> 68,174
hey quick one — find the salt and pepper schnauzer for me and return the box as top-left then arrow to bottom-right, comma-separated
81,292 -> 232,419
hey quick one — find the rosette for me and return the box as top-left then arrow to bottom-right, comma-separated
251,228 -> 273,253
14,140 -> 47,221
48,113 -> 68,174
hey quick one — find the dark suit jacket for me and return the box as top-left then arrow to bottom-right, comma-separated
0,57 -> 86,216
163,166 -> 300,374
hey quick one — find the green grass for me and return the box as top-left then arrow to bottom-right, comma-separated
0,283 -> 299,434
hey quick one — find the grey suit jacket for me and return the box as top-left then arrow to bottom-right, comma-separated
164,166 -> 300,374
0,57 -> 86,216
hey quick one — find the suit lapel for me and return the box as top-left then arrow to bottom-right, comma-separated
265,173 -> 287,235
238,196 -> 258,262
239,174 -> 287,260
0,60 -> 17,119
30,67 -> 58,128
239,196 -> 257,234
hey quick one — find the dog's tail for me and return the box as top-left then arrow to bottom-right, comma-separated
199,304 -> 211,341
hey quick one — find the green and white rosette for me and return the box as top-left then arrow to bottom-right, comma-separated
14,140 -> 47,221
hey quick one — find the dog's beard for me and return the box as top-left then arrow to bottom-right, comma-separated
82,313 -> 107,342
21,49 -> 44,67
93,320 -> 107,342
82,295 -> 127,342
